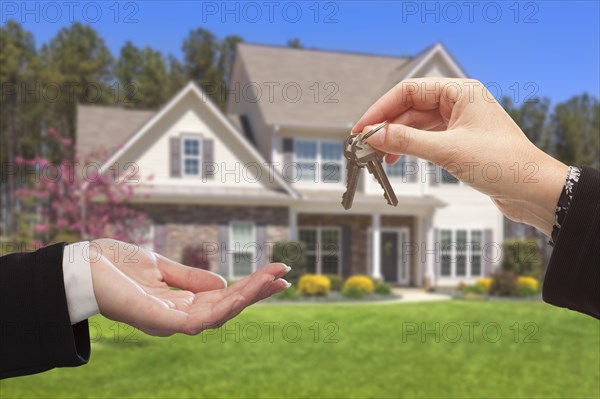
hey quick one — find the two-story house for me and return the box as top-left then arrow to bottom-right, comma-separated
77,43 -> 503,288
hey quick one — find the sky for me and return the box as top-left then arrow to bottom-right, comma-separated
3,0 -> 599,104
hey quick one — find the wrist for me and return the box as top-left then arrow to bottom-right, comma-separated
520,154 -> 569,237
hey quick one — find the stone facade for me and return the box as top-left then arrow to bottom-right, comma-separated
139,204 -> 289,272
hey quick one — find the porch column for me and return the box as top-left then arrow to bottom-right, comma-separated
289,209 -> 297,241
425,213 -> 435,288
372,213 -> 382,280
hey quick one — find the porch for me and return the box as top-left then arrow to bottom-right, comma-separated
292,212 -> 438,287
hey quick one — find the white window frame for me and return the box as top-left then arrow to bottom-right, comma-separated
298,226 -> 342,275
181,134 -> 202,177
229,221 -> 256,278
440,228 -> 484,278
294,139 -> 344,184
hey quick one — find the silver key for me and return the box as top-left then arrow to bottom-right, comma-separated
366,156 -> 399,207
341,121 -> 398,209
341,135 -> 361,210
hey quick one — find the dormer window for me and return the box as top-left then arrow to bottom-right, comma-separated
182,136 -> 202,176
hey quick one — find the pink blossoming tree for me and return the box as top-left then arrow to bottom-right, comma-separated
15,128 -> 153,246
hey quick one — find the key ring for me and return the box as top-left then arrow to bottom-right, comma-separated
360,121 -> 389,141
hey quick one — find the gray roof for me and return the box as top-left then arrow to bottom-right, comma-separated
76,43 -> 451,152
233,43 -> 437,128
76,105 -> 154,154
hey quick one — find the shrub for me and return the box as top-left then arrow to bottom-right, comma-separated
456,281 -> 468,292
325,274 -> 344,291
465,284 -> 486,294
274,285 -> 299,300
272,241 -> 307,285
298,274 -> 330,296
517,276 -> 540,296
490,270 -> 519,297
342,285 -> 365,299
374,282 -> 392,295
343,275 -> 374,294
181,244 -> 210,270
502,239 -> 543,279
517,276 -> 539,291
476,277 -> 493,292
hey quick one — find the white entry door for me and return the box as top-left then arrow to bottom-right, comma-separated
380,228 -> 410,285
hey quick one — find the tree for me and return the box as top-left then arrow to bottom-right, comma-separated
116,42 -> 169,108
551,94 -> 600,168
14,128 -> 152,246
115,41 -> 142,104
0,21 -> 39,235
166,55 -> 187,98
287,38 -> 304,49
40,22 -> 114,138
182,29 -> 244,109
183,28 -> 218,83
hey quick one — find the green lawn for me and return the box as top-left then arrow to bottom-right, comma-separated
1,301 -> 599,398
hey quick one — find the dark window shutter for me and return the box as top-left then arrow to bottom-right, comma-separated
202,139 -> 214,179
407,156 -> 418,183
283,138 -> 294,167
218,222 -> 229,278
256,223 -> 267,267
483,229 -> 494,276
342,227 -> 352,278
170,137 -> 181,177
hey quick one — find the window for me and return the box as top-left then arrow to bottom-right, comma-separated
230,222 -> 256,277
299,227 -> 341,274
294,139 -> 343,183
295,140 -> 317,182
439,229 -> 483,277
385,156 -> 406,179
182,136 -> 202,176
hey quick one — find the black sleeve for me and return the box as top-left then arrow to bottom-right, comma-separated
1,242 -> 91,379
543,166 -> 600,319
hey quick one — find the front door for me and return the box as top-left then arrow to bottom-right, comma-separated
380,228 -> 410,285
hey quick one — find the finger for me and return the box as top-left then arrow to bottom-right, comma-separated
385,154 -> 402,165
225,263 -> 290,295
185,273 -> 275,334
391,108 -> 446,131
253,278 -> 291,304
364,123 -> 454,162
222,273 -> 276,321
155,253 -> 227,293
353,77 -> 459,133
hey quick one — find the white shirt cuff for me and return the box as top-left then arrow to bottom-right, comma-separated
62,241 -> 100,324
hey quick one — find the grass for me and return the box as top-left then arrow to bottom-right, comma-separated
1,301 -> 599,398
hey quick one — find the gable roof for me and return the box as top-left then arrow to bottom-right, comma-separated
77,105 -> 154,154
233,42 -> 466,128
90,82 -> 298,198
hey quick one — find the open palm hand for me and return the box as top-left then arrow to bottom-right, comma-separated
89,239 -> 290,337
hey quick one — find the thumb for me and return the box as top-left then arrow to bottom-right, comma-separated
364,123 -> 450,163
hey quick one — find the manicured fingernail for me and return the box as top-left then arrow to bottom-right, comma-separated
278,278 -> 292,289
283,265 -> 292,273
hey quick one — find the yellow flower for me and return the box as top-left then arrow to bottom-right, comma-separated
298,274 -> 331,296
517,276 -> 539,291
476,278 -> 493,292
343,275 -> 375,294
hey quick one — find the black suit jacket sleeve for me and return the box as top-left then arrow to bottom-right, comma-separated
1,242 -> 91,379
543,166 -> 600,319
